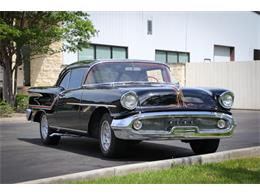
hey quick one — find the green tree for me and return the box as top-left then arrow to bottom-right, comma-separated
0,11 -> 96,105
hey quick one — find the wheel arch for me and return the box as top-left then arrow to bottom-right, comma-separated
88,107 -> 111,138
33,110 -> 46,122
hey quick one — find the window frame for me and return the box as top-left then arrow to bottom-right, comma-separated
155,49 -> 190,64
78,43 -> 128,60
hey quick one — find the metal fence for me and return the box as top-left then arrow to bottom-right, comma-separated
185,61 -> 260,110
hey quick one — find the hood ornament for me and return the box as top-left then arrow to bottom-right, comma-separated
172,85 -> 186,108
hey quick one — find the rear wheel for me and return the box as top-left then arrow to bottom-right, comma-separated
99,113 -> 126,157
40,113 -> 60,145
189,139 -> 220,155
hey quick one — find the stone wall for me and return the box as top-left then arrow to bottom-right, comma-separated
169,63 -> 186,86
30,42 -> 63,87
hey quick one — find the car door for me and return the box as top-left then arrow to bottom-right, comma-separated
55,67 -> 88,130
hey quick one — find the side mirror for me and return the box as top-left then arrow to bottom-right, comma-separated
59,86 -> 65,91
58,91 -> 65,98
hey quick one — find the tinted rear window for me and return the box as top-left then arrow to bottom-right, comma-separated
59,71 -> 70,89
68,68 -> 87,89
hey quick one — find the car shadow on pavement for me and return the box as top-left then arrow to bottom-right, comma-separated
18,137 -> 194,162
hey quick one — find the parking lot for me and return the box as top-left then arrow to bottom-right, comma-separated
0,110 -> 259,183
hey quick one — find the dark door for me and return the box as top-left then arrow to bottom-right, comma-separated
254,49 -> 260,60
55,67 -> 88,130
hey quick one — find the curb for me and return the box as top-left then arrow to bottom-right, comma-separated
19,146 -> 260,184
0,114 -> 27,122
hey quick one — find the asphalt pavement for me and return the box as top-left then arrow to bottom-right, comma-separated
0,110 -> 259,183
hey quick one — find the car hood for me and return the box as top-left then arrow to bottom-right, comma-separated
115,83 -> 224,112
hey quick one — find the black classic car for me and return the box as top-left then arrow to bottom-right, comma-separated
26,60 -> 236,157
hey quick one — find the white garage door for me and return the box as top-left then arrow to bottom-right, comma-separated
214,45 -> 231,62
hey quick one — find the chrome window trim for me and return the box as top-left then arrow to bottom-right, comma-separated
83,60 -> 171,85
50,126 -> 87,134
66,102 -> 117,108
29,95 -> 59,110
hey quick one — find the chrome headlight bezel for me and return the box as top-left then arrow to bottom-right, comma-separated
218,91 -> 234,109
120,91 -> 138,110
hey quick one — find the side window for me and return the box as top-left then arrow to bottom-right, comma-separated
59,71 -> 70,89
68,68 -> 87,89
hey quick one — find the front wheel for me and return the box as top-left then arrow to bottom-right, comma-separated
39,113 -> 61,145
189,139 -> 220,155
99,113 -> 126,157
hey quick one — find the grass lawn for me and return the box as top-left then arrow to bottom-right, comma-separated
68,157 -> 260,184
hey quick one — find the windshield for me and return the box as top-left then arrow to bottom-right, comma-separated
85,62 -> 172,84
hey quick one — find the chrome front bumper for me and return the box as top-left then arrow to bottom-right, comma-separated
111,111 -> 236,140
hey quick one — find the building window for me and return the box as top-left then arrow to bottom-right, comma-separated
112,47 -> 127,59
155,51 -> 166,63
78,45 -> 94,61
214,45 -> 235,62
78,44 -> 128,61
155,50 -> 190,64
147,20 -> 152,35
254,49 -> 260,60
96,45 -> 111,59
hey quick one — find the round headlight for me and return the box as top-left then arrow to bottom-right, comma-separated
219,91 -> 234,109
120,91 -> 138,110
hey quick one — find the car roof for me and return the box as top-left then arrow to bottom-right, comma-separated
65,59 -> 168,70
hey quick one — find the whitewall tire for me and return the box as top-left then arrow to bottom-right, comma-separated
99,113 -> 126,157
39,113 -> 61,145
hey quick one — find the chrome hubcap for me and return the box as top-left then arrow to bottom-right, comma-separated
100,120 -> 112,152
40,115 -> 48,139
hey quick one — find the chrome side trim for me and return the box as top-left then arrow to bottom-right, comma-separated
29,96 -> 59,110
111,111 -> 236,140
66,102 -> 116,108
50,126 -> 87,134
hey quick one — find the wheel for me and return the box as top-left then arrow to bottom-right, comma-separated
99,113 -> 126,157
189,139 -> 220,155
39,113 -> 61,145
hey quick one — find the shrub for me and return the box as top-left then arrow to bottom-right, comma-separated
0,101 -> 14,117
15,94 -> 29,113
